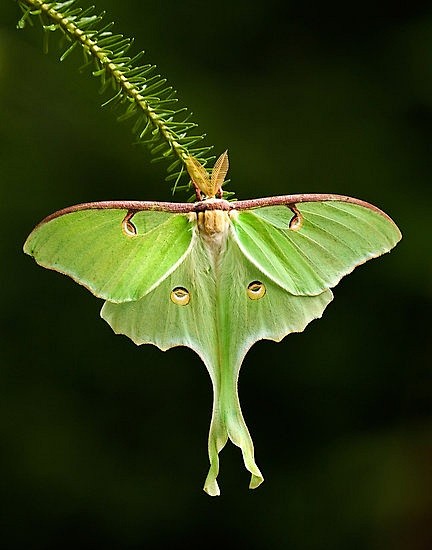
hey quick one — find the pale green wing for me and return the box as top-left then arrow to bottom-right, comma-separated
231,200 -> 401,296
24,209 -> 193,302
102,229 -> 333,495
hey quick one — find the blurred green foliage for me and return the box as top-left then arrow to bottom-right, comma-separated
0,1 -> 431,549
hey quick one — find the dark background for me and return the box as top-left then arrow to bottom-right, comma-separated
1,1 -> 431,548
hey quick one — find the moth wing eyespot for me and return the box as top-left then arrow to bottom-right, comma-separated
289,205 -> 303,231
122,211 -> 138,236
170,286 -> 191,306
247,281 -> 266,300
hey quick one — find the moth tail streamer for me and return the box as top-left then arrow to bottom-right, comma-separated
203,369 -> 264,496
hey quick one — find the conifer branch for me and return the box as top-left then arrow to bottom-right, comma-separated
16,0 -> 215,193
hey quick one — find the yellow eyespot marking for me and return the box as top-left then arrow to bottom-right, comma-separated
247,281 -> 266,300
170,287 -> 190,306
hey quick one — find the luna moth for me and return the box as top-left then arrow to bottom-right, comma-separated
24,151 -> 401,495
